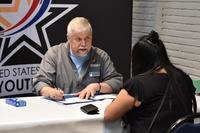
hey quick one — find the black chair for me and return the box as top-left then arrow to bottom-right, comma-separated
167,113 -> 200,133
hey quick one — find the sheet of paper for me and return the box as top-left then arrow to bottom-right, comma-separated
59,97 -> 93,105
90,94 -> 116,100
58,94 -> 116,105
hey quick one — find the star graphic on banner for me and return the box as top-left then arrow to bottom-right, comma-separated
0,2 -> 78,66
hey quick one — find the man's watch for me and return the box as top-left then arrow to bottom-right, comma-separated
96,83 -> 101,94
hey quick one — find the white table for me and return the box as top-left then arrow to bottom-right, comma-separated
2,95 -> 198,133
196,95 -> 200,112
0,94 -> 123,133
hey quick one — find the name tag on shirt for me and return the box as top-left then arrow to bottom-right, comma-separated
89,63 -> 100,77
89,72 -> 100,77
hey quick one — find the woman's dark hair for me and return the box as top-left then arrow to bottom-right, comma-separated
132,30 -> 197,113
132,30 -> 171,75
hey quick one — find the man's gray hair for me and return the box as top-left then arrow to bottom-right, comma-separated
67,17 -> 92,37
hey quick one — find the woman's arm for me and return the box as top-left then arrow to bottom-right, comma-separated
104,89 -> 141,122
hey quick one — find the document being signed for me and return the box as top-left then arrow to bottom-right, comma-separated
58,94 -> 116,105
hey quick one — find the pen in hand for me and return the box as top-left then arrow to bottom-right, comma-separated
51,85 -> 65,101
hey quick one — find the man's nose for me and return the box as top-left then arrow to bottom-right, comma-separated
80,40 -> 86,46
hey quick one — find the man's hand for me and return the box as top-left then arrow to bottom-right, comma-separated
40,86 -> 64,101
76,83 -> 100,99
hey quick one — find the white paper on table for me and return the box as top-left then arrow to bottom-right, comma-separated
58,94 -> 116,105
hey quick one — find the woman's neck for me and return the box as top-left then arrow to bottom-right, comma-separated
156,68 -> 167,74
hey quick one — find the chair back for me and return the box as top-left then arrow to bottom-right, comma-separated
167,113 -> 200,133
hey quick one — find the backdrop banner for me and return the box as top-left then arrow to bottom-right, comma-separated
0,0 -> 132,97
